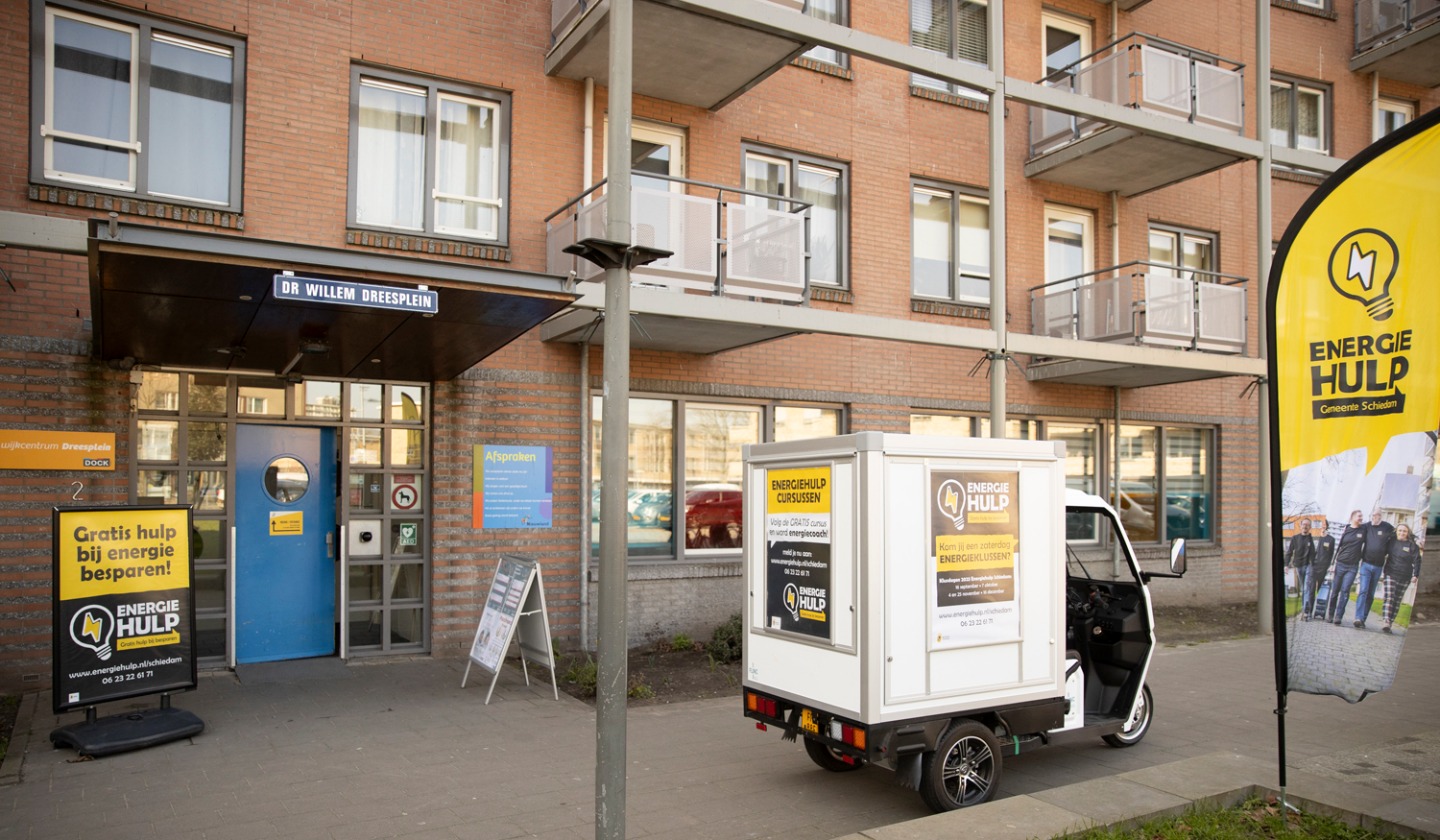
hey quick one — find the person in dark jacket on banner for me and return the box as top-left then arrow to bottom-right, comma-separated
1326,509 -> 1366,625
1380,523 -> 1422,634
1307,526 -> 1336,621
1354,510 -> 1395,628
1286,519 -> 1315,620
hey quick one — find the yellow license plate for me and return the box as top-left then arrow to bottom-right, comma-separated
800,708 -> 819,735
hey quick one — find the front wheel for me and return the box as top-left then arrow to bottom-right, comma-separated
919,720 -> 1002,812
1102,683 -> 1153,747
803,736 -> 864,772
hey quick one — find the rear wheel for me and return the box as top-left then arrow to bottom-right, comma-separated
919,720 -> 1002,812
803,736 -> 864,772
1102,683 -> 1153,747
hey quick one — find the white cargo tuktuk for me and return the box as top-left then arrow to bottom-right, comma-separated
740,433 -> 1185,812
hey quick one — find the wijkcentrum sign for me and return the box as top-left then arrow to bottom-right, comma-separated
273,274 -> 438,314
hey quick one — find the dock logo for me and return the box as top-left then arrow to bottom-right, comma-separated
936,479 -> 967,531
69,604 -> 114,662
1328,229 -> 1399,322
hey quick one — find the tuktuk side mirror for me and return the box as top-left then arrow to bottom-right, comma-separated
1169,537 -> 1187,577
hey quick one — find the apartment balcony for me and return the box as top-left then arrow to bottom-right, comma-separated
1351,0 -> 1440,86
1025,261 -> 1250,387
547,0 -> 811,110
541,176 -> 811,354
1026,34 -> 1247,197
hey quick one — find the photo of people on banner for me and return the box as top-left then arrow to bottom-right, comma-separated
1270,107 -> 1439,704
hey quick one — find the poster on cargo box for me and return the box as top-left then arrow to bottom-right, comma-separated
930,470 -> 1019,647
52,506 -> 196,713
764,466 -> 831,639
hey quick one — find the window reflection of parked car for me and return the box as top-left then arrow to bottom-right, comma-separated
631,496 -> 672,527
685,483 -> 743,548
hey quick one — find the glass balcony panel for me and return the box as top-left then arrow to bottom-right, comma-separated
1195,63 -> 1244,131
1197,283 -> 1247,353
1139,46 -> 1191,119
725,203 -> 806,301
1077,276 -> 1133,342
1142,274 -> 1195,345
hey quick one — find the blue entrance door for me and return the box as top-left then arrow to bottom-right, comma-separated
236,425 -> 337,663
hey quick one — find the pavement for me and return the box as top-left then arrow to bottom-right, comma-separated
1,625 -> 1438,840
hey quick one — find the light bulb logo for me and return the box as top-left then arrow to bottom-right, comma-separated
70,604 -> 114,661
783,582 -> 800,621
937,479 -> 967,530
1327,228 -> 1400,321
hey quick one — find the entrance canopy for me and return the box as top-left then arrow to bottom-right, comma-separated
89,221 -> 576,382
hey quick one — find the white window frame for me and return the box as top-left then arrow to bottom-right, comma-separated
606,119 -> 686,187
349,66 -> 510,244
1044,204 -> 1095,285
1374,96 -> 1414,141
1148,224 -> 1217,281
1041,10 -> 1091,77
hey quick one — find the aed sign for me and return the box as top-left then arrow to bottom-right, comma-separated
52,506 -> 196,713
273,274 -> 438,315
0,430 -> 116,471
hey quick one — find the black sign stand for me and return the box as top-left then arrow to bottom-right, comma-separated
50,693 -> 204,757
49,505 -> 203,757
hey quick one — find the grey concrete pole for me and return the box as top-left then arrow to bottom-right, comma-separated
1256,0 -> 1274,635
597,0 -> 634,835
988,0 -> 1007,436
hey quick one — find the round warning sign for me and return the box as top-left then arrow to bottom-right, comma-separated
392,484 -> 418,510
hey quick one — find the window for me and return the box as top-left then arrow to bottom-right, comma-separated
912,182 -> 990,304
1375,97 -> 1414,141
1148,225 -> 1217,279
350,66 -> 510,243
744,147 -> 847,288
1112,425 -> 1213,543
1270,77 -> 1328,153
1042,11 -> 1091,77
34,2 -> 244,209
802,0 -> 847,67
592,397 -> 842,559
911,0 -> 987,98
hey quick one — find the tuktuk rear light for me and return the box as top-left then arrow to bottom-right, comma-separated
829,719 -> 866,750
746,692 -> 778,718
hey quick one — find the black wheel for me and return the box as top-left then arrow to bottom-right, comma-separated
919,720 -> 1002,812
1102,683 -> 1153,747
803,736 -> 865,772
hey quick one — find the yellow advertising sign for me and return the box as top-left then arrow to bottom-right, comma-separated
1274,117 -> 1440,472
0,430 -> 115,471
766,467 -> 830,513
57,507 -> 189,600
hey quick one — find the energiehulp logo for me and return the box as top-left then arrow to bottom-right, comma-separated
936,479 -> 967,531
1328,228 -> 1400,322
70,604 -> 115,662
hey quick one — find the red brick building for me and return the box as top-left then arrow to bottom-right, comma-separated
1,0 -> 1436,691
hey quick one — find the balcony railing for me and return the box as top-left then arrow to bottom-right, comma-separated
1029,261 -> 1248,355
1030,33 -> 1245,157
1355,0 -> 1440,52
546,175 -> 811,304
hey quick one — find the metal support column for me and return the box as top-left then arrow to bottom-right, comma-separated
987,0 -> 1007,435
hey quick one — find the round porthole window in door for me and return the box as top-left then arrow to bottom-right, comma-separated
263,456 -> 309,503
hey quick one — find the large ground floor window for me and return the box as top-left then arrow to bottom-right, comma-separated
592,396 -> 842,560
133,371 -> 429,665
909,413 -> 1213,544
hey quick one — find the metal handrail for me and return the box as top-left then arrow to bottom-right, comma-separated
545,173 -> 813,224
1027,260 -> 1248,295
1039,32 -> 1245,85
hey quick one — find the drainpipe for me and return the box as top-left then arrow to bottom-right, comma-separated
584,78 -> 595,201
987,0 -> 1006,436
1113,386 -> 1123,580
579,341 -> 591,652
578,77 -> 595,654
